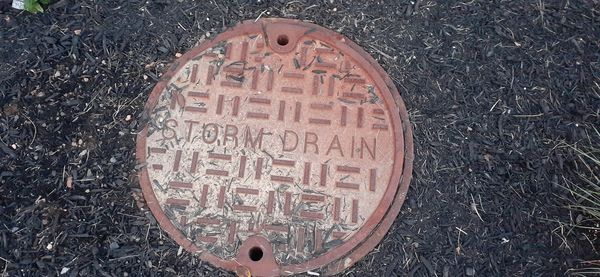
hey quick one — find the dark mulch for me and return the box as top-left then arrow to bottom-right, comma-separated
1,0 -> 599,276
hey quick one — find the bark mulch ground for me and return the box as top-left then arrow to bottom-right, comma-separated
1,1 -> 599,276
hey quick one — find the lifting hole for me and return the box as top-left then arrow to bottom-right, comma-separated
248,247 -> 263,262
276,35 -> 289,46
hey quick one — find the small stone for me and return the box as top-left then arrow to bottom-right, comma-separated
60,267 -> 70,274
66,176 -> 73,189
175,53 -> 182,58
466,267 -> 475,276
110,157 -> 117,163
109,241 -> 120,250
74,29 -> 81,35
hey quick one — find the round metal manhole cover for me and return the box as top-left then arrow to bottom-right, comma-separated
136,18 -> 413,276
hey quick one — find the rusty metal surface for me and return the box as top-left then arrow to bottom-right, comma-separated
136,18 -> 413,276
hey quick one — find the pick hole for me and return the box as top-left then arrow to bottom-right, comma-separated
276,35 -> 289,46
248,247 -> 263,262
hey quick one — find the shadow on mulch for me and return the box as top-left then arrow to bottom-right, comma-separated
1,0 -> 599,276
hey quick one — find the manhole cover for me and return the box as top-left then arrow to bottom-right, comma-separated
136,18 -> 413,276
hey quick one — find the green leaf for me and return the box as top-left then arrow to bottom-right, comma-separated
24,0 -> 36,11
39,0 -> 50,5
24,0 -> 44,13
33,3 -> 43,13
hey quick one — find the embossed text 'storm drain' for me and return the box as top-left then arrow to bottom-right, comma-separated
136,18 -> 413,276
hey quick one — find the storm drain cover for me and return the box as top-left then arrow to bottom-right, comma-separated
136,18 -> 413,276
